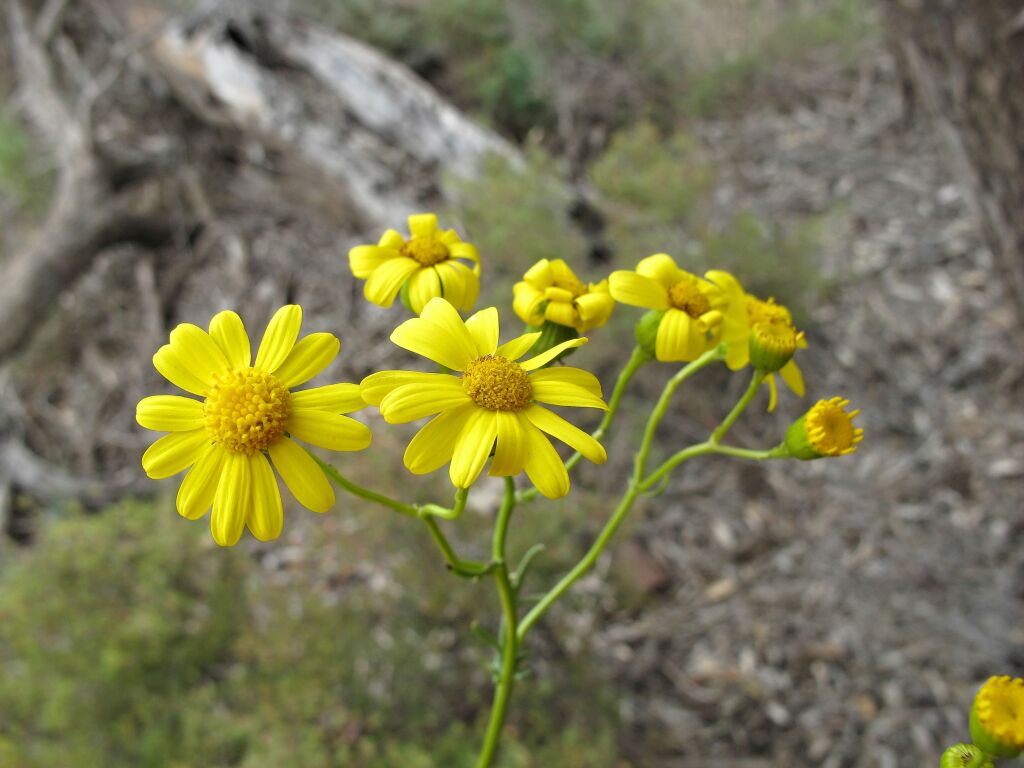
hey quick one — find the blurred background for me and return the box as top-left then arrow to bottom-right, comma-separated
1,0 -> 1022,765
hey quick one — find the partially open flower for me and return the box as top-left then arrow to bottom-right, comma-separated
748,318 -> 803,374
970,676 -> 1024,759
940,744 -> 994,768
513,258 -> 614,333
348,213 -> 480,314
784,397 -> 863,460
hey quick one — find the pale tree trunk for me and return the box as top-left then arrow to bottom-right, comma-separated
881,0 -> 1024,319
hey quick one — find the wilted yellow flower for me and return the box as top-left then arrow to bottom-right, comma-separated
971,676 -> 1024,759
706,269 -> 807,411
512,258 -> 614,333
784,397 -> 863,460
361,298 -> 607,499
348,213 -> 480,314
609,253 -> 724,361
136,306 -> 371,546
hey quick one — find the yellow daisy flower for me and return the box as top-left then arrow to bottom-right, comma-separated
706,269 -> 807,411
348,213 -> 480,314
512,258 -> 615,333
784,397 -> 864,460
136,306 -> 371,546
971,676 -> 1024,758
608,253 -> 724,362
360,298 -> 608,499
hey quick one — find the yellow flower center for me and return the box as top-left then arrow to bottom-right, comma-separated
461,355 -> 533,411
668,278 -> 711,317
203,368 -> 291,455
552,273 -> 586,298
976,676 -> 1024,749
751,319 -> 800,355
401,236 -> 450,267
748,296 -> 791,325
805,397 -> 863,457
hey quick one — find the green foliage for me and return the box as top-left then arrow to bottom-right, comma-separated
0,500 -> 621,767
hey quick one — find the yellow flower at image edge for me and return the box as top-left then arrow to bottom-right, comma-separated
706,269 -> 807,411
361,298 -> 608,499
136,306 -> 371,546
970,676 -> 1024,759
348,213 -> 480,314
608,253 -> 724,362
784,397 -> 863,460
513,258 -> 614,333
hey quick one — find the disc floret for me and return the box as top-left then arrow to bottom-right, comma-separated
204,368 -> 291,455
462,355 -> 533,412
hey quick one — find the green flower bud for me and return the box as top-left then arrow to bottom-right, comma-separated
748,319 -> 801,373
634,309 -> 663,361
969,676 -> 1024,759
784,397 -> 863,460
940,743 -> 994,768
525,320 -> 580,365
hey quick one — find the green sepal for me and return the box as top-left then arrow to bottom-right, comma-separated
634,310 -> 663,362
970,705 -> 1022,760
784,413 -> 822,461
525,320 -> 579,365
939,742 -> 995,767
399,280 -> 415,313
748,324 -> 796,373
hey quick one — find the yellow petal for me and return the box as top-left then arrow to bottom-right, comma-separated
349,244 -> 399,278
543,300 -> 578,328
408,213 -> 439,238
449,408 -> 497,489
530,380 -> 607,410
403,403 -> 474,474
272,332 -> 339,386
780,359 -> 805,397
208,310 -> 251,370
141,429 -> 210,479
490,411 -> 529,476
523,425 -> 570,499
766,374 -> 779,412
255,305 -> 302,373
288,409 -> 372,451
608,271 -> 670,310
465,306 -> 499,356
211,452 -> 250,547
169,323 -> 229,384
655,309 -> 704,362
436,260 -> 479,311
153,344 -> 209,396
391,298 -> 478,370
497,332 -> 542,361
176,443 -> 224,520
447,240 -> 480,269
704,269 -> 745,301
360,370 -> 454,406
725,340 -> 750,371
636,253 -> 684,289
136,395 -> 204,432
365,258 -> 421,308
268,437 -> 335,513
378,229 -> 405,248
379,379 -> 470,423
406,266 -> 442,314
522,258 -> 552,287
247,453 -> 284,542
520,337 -> 588,371
529,366 -> 602,396
544,286 -> 576,304
574,292 -> 614,327
512,281 -> 545,325
291,383 -> 365,413
524,405 -> 606,464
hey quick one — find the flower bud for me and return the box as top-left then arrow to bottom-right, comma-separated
940,744 -> 994,768
748,319 -> 801,373
784,397 -> 863,460
969,676 -> 1024,759
634,310 -> 663,361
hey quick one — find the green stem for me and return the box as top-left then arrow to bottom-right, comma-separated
639,441 -> 787,492
313,455 -> 418,517
420,515 -> 491,577
709,371 -> 765,445
517,346 -> 647,503
476,479 -> 519,768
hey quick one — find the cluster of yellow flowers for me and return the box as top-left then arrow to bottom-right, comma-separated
137,213 -> 862,545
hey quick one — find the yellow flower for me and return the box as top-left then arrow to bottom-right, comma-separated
360,298 -> 607,499
136,306 -> 371,546
348,213 -> 480,314
512,258 -> 614,333
971,676 -> 1024,759
706,269 -> 807,411
784,397 -> 863,460
608,253 -> 724,362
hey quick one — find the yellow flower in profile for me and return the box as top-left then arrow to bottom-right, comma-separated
512,258 -> 614,333
970,676 -> 1024,759
784,397 -> 863,460
608,253 -> 724,361
706,269 -> 807,411
348,213 -> 480,314
361,298 -> 607,499
136,306 -> 371,546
